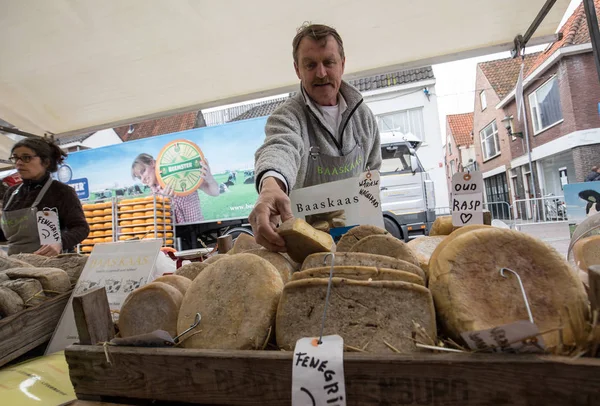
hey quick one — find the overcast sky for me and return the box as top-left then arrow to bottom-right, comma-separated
433,0 -> 583,142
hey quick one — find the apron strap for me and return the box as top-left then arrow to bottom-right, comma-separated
4,184 -> 23,210
32,177 -> 54,208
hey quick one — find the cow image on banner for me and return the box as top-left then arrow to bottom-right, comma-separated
451,171 -> 484,227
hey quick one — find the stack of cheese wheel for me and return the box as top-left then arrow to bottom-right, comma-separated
117,195 -> 173,246
80,201 -> 114,254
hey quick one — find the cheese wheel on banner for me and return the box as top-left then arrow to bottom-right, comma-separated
120,220 -> 133,226
429,228 -> 589,350
177,254 -> 283,349
119,282 -> 183,338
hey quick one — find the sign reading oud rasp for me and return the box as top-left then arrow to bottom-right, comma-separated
45,240 -> 162,354
451,171 -> 484,227
290,171 -> 384,232
156,139 -> 204,197
292,335 -> 346,406
36,210 -> 62,245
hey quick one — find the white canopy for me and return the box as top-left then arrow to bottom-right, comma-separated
0,0 -> 570,137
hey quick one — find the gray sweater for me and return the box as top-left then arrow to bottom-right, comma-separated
255,81 -> 382,192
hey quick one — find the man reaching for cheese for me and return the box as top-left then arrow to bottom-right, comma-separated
250,23 -> 382,251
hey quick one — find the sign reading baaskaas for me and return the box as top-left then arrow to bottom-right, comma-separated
291,171 -> 383,233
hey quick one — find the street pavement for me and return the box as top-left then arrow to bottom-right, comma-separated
514,222 -> 571,258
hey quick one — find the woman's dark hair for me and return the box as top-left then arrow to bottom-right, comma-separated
11,137 -> 67,173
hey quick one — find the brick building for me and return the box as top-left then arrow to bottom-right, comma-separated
444,113 -> 475,198
471,0 -> 600,219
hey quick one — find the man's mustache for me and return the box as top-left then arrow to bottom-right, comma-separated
312,79 -> 331,86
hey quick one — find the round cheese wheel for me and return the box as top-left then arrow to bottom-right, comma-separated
92,216 -> 104,223
82,204 -> 94,210
177,254 -> 283,349
429,228 -> 589,349
166,232 -> 174,238
81,239 -> 93,245
147,232 -> 164,238
164,205 -> 171,210
349,235 -> 419,267
103,208 -> 112,214
166,225 -> 173,231
92,231 -> 104,237
166,239 -> 174,245
407,236 -> 446,275
146,225 -> 164,231
120,213 -> 133,219
430,216 -> 453,236
121,228 -> 134,234
92,238 -> 104,244
133,226 -> 146,233
132,204 -> 145,211
120,220 -> 133,226
144,204 -> 155,209
82,246 -> 93,253
104,237 -> 113,242
92,210 -> 104,216
119,235 -> 131,241
337,225 -> 389,252
103,222 -> 112,229
152,275 -> 191,295
144,210 -> 156,217
84,210 -> 94,218
165,219 -> 172,224
103,215 -> 113,221
120,198 -> 136,205
104,230 -> 113,236
132,219 -> 145,225
90,224 -> 102,230
119,282 -> 183,338
134,234 -> 146,240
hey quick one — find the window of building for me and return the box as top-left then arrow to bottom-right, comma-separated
448,141 -> 452,155
479,120 -> 500,161
480,91 -> 487,110
450,160 -> 455,175
529,76 -> 563,134
484,173 -> 511,219
376,108 -> 425,141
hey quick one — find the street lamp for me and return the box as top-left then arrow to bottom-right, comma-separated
501,115 -> 523,138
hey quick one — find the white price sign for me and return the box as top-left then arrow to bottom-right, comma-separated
451,171 -> 484,227
37,210 -> 62,245
292,335 -> 346,406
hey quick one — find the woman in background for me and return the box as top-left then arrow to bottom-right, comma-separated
1,138 -> 89,255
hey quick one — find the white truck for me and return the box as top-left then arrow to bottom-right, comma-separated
379,132 -> 436,241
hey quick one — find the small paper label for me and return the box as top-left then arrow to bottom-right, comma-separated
292,335 -> 346,406
461,320 -> 546,354
37,210 -> 62,245
451,171 -> 484,227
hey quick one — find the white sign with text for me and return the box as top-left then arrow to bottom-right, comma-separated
461,320 -> 546,354
37,210 -> 62,245
46,240 -> 162,354
451,171 -> 484,227
292,335 -> 346,406
290,171 -> 384,231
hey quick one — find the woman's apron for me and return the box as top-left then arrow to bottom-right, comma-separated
303,110 -> 365,188
1,177 -> 54,255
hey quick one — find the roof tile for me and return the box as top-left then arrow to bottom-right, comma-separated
447,113 -> 474,146
478,53 -> 540,99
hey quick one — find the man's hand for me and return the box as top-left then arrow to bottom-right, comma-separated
250,177 -> 293,252
34,243 -> 62,257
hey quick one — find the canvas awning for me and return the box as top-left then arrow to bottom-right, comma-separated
0,0 -> 570,138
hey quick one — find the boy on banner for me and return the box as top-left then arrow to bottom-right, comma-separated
251,23 -> 382,252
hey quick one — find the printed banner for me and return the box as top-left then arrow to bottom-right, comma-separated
564,181 -> 600,237
57,117 -> 267,225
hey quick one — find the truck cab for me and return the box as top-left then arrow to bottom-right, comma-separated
379,132 -> 436,241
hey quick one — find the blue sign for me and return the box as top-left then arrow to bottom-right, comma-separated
67,178 -> 90,199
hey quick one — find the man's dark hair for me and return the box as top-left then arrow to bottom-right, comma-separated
292,23 -> 344,64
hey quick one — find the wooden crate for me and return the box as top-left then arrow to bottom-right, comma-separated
65,345 -> 600,405
0,291 -> 70,367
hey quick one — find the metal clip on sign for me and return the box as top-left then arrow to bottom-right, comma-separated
173,312 -> 201,343
316,253 -> 336,345
500,268 -> 535,324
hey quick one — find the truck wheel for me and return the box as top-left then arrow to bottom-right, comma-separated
223,227 -> 253,240
384,217 -> 402,240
